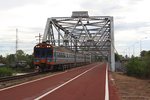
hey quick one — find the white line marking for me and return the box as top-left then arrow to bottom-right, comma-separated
0,71 -> 66,91
105,63 -> 109,100
34,65 -> 98,100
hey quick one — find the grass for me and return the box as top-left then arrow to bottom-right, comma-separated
0,67 -> 15,77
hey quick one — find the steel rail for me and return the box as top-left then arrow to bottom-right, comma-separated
0,72 -> 39,82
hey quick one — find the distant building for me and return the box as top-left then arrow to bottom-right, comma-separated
16,61 -> 27,67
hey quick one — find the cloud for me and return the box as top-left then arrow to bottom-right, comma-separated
79,0 -> 122,15
115,22 -> 150,31
0,0 -> 150,56
127,0 -> 143,5
0,0 -> 46,10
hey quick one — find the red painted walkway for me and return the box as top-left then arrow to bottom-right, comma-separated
0,63 -> 120,100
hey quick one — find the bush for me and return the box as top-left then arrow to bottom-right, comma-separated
0,67 -> 14,77
126,58 -> 145,78
143,55 -> 150,78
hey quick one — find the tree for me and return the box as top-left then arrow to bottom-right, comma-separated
0,55 -> 3,63
126,50 -> 150,78
140,50 -> 147,57
26,54 -> 34,69
16,50 -> 26,61
6,54 -> 16,64
115,53 -> 124,61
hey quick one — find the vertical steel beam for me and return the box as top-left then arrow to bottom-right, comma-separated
58,29 -> 60,46
110,17 -> 115,72
43,18 -> 50,42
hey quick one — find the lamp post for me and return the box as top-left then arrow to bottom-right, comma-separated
140,40 -> 142,54
140,37 -> 148,56
133,45 -> 135,57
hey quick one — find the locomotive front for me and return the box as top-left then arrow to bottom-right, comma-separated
33,43 -> 53,71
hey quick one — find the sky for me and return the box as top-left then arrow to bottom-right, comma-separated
0,0 -> 150,57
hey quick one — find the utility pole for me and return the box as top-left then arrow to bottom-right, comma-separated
140,40 -> 142,55
16,28 -> 18,61
35,33 -> 42,43
133,45 -> 135,56
140,37 -> 148,56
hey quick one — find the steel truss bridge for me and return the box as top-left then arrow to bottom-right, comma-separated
42,11 -> 115,71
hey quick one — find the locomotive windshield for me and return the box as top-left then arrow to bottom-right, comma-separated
34,48 -> 53,58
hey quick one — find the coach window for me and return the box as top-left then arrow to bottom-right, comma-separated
59,53 -> 60,57
68,54 -> 70,58
56,52 -> 59,57
56,52 -> 58,57
58,52 -> 60,57
63,53 -> 65,58
60,53 -> 61,57
62,53 -> 64,58
60,53 -> 62,58
59,53 -> 61,57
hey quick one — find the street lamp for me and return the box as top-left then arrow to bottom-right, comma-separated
140,37 -> 148,55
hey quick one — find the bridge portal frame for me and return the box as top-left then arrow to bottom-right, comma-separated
42,11 -> 115,71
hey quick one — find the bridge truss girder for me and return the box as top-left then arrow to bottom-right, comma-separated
42,12 -> 115,71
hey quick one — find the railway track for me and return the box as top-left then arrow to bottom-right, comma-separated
0,72 -> 39,82
0,66 -> 82,83
0,65 -> 88,87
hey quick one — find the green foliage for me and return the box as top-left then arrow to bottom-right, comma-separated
0,55 -> 4,63
0,67 -> 15,77
126,58 -> 144,77
142,52 -> 150,78
16,50 -> 26,61
0,50 -> 34,72
6,54 -> 16,64
115,53 -> 124,61
126,50 -> 150,78
140,50 -> 147,57
25,54 -> 34,69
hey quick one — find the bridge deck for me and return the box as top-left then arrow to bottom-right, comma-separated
0,63 -> 119,100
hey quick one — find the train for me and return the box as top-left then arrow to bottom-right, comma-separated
33,42 -> 91,72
